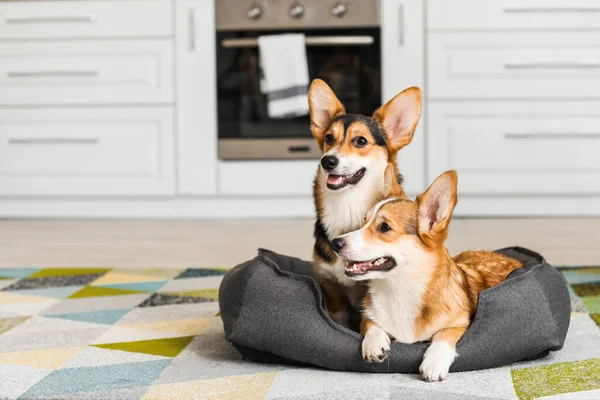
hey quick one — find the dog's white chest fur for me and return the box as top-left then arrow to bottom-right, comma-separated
366,278 -> 426,343
321,185 -> 375,240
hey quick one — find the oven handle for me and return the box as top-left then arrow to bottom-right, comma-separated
221,35 -> 375,48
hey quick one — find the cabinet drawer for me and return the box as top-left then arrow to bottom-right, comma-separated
428,0 -> 600,31
428,102 -> 600,195
429,33 -> 600,99
0,41 -> 173,106
0,108 -> 174,196
0,0 -> 172,39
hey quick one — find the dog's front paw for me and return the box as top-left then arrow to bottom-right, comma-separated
362,327 -> 390,363
419,342 -> 456,382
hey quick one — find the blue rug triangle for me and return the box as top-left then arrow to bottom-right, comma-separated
20,359 -> 171,399
46,309 -> 130,325
14,285 -> 83,299
97,280 -> 167,293
561,271 -> 600,285
0,268 -> 40,279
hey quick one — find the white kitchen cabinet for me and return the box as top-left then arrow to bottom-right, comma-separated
428,32 -> 600,100
175,0 -> 218,195
0,108 -> 175,197
381,0 -> 425,194
428,0 -> 600,31
428,102 -> 600,195
0,0 -> 172,40
425,0 -> 600,215
0,41 -> 173,106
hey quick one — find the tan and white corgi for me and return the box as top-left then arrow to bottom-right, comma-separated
308,79 -> 422,329
332,167 -> 523,381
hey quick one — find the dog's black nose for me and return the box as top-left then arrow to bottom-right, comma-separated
332,238 -> 345,252
321,155 -> 339,171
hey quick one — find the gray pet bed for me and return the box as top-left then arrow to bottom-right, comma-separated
218,247 -> 570,372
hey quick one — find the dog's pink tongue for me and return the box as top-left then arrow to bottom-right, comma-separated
327,175 -> 346,186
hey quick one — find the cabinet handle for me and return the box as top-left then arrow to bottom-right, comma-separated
504,133 -> 600,140
5,15 -> 97,24
7,70 -> 99,78
288,145 -> 310,153
504,63 -> 600,70
8,137 -> 99,145
189,8 -> 196,51
398,3 -> 404,46
503,7 -> 600,14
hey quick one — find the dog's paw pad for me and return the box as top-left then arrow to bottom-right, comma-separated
419,342 -> 456,382
362,328 -> 391,363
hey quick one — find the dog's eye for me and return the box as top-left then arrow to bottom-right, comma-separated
379,222 -> 392,233
353,136 -> 368,148
324,134 -> 335,145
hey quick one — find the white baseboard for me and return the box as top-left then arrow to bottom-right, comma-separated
0,197 -> 315,219
0,195 -> 598,218
454,196 -> 600,217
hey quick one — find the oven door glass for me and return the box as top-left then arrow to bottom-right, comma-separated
216,28 -> 381,159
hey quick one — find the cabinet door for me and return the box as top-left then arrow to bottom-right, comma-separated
175,0 -> 217,195
428,102 -> 600,195
428,0 -> 600,31
0,108 -> 175,196
428,32 -> 600,100
381,0 -> 425,195
0,41 -> 173,106
0,0 -> 172,40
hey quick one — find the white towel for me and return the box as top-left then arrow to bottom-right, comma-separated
258,34 -> 310,118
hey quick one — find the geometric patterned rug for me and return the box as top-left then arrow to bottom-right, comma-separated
0,266 -> 598,400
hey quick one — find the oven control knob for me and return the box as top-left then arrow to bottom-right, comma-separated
289,3 -> 304,19
331,3 -> 347,18
247,5 -> 263,20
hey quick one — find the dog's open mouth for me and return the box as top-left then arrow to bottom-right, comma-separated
326,168 -> 366,190
344,256 -> 397,277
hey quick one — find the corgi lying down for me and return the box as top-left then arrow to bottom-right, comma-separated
332,167 -> 523,381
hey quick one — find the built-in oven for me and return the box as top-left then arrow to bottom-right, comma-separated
216,0 -> 381,160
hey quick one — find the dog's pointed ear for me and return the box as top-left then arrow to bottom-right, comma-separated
383,163 -> 405,198
417,170 -> 458,239
373,87 -> 422,151
308,79 -> 345,143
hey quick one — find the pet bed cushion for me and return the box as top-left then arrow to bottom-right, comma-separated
218,247 -> 570,373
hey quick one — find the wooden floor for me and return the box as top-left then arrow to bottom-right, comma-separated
0,218 -> 598,268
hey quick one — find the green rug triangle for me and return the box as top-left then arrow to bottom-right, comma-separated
163,288 -> 219,300
30,268 -> 111,279
0,316 -> 29,335
93,336 -> 195,358
68,285 -> 146,299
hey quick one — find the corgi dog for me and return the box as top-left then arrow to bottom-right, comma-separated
332,168 -> 523,381
308,79 -> 422,328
